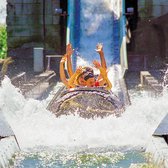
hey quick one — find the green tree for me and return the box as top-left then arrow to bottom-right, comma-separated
0,25 -> 7,59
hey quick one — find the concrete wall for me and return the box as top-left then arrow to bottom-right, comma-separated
133,14 -> 168,62
6,0 -> 168,63
129,0 -> 168,67
138,0 -> 168,19
7,0 -> 62,56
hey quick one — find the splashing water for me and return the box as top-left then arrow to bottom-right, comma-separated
75,0 -> 121,66
163,68 -> 168,88
12,150 -> 147,168
0,76 -> 167,152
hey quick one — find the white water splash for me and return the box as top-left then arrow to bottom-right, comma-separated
81,0 -> 120,36
81,0 -> 113,35
0,76 -> 167,151
77,0 -> 122,66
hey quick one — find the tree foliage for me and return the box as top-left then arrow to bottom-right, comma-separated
0,25 -> 7,59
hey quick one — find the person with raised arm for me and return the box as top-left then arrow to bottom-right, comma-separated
66,43 -> 74,77
60,45 -> 91,88
93,60 -> 112,90
95,43 -> 107,69
66,43 -> 107,77
60,43 -> 112,90
59,54 -> 69,88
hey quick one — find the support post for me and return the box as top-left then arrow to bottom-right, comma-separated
33,48 -> 44,72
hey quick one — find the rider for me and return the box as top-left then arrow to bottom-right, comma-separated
66,61 -> 112,90
59,43 -> 112,90
66,43 -> 107,76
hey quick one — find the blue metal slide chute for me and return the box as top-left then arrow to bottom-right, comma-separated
67,0 -> 128,73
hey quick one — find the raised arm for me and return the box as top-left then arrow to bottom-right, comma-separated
68,66 -> 83,88
95,43 -> 107,69
93,60 -> 112,90
66,44 -> 74,77
99,67 -> 112,90
59,55 -> 69,88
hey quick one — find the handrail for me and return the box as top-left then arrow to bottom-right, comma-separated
119,0 -> 128,77
66,0 -> 75,45
66,0 -> 76,70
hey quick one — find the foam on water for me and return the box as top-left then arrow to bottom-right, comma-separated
0,75 -> 167,151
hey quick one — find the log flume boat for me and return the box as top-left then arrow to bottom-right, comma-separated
47,87 -> 124,119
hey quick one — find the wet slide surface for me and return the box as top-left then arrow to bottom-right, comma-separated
70,0 -> 120,66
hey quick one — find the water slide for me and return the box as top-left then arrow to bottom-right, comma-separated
67,0 -> 128,75
48,0 -> 131,117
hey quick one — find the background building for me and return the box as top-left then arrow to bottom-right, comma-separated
126,0 -> 168,68
6,0 -> 168,69
7,0 -> 67,58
